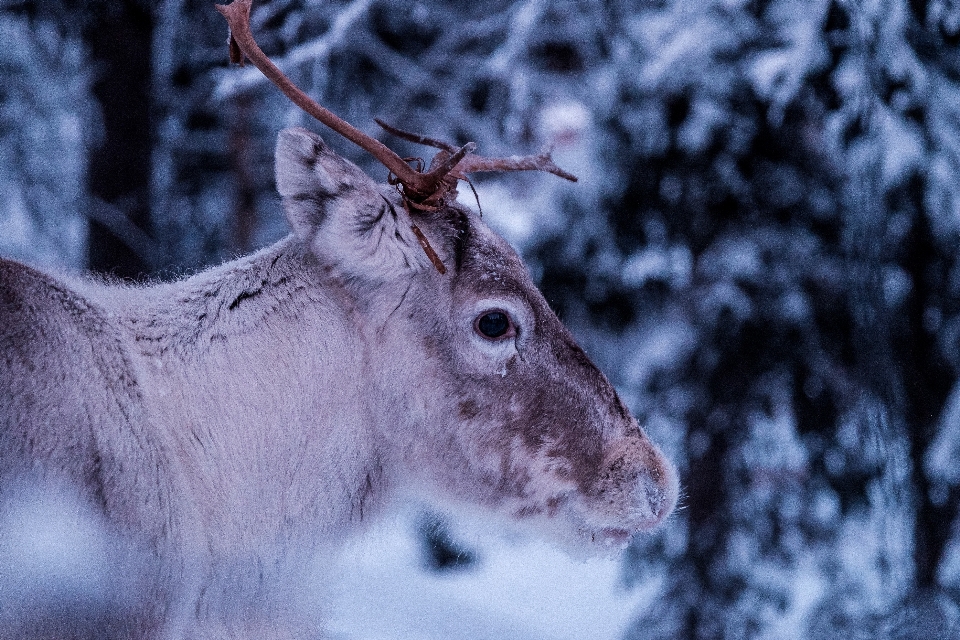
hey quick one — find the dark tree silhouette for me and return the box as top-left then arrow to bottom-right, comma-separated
4,0 -> 960,636
84,1 -> 154,278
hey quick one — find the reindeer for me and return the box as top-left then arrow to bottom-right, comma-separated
0,1 -> 677,638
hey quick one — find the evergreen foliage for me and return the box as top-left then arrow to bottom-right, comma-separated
3,0 -> 960,636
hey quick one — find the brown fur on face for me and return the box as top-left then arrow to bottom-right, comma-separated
376,201 -> 677,548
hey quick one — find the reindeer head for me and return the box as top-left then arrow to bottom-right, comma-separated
399,208 -> 678,547
275,127 -> 676,548
220,0 -> 677,548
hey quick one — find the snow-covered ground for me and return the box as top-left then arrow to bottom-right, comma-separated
0,490 -> 656,639
326,507 -> 658,640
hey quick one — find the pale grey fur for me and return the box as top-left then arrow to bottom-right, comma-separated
0,128 -> 677,639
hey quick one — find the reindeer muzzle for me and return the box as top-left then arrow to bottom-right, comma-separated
588,436 -> 677,535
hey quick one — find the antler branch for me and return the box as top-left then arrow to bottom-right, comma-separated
217,0 -> 452,200
457,153 -> 578,182
374,119 -> 457,153
375,120 -> 577,183
215,0 -> 578,207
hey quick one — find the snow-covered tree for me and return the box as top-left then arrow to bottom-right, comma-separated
3,0 -> 960,636
0,11 -> 92,268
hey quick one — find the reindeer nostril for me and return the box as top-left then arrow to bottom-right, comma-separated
635,464 -> 678,525
635,474 -> 666,517
583,470 -> 674,538
589,437 -> 678,533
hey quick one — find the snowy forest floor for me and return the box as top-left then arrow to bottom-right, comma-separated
326,507 -> 655,640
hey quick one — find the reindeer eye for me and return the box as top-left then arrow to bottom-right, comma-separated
475,310 -> 513,339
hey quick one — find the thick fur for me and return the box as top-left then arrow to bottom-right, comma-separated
0,127 -> 677,639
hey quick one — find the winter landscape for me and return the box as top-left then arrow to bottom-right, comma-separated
3,0 -> 960,637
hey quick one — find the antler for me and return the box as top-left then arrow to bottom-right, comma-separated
375,120 -> 577,183
215,0 -> 577,208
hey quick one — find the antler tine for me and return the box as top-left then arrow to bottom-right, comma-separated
216,0 -> 455,201
374,119 -> 458,153
377,119 -> 579,183
457,152 -> 579,183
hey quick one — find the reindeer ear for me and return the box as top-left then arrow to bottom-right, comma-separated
275,127 -> 433,278
275,127 -> 367,239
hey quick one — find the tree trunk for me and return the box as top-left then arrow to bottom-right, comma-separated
84,1 -> 154,279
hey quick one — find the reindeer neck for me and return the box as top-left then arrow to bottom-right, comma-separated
93,237 -> 385,546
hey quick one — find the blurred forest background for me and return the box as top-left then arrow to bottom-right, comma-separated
3,0 -> 960,637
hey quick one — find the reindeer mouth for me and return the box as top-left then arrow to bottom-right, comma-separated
591,527 -> 633,549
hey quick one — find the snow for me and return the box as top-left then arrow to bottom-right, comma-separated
327,508 -> 655,640
0,13 -> 90,270
925,382 -> 960,485
5,0 -> 960,635
0,492 -> 113,602
621,246 -> 692,289
0,495 -> 655,639
0,487 -> 139,636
